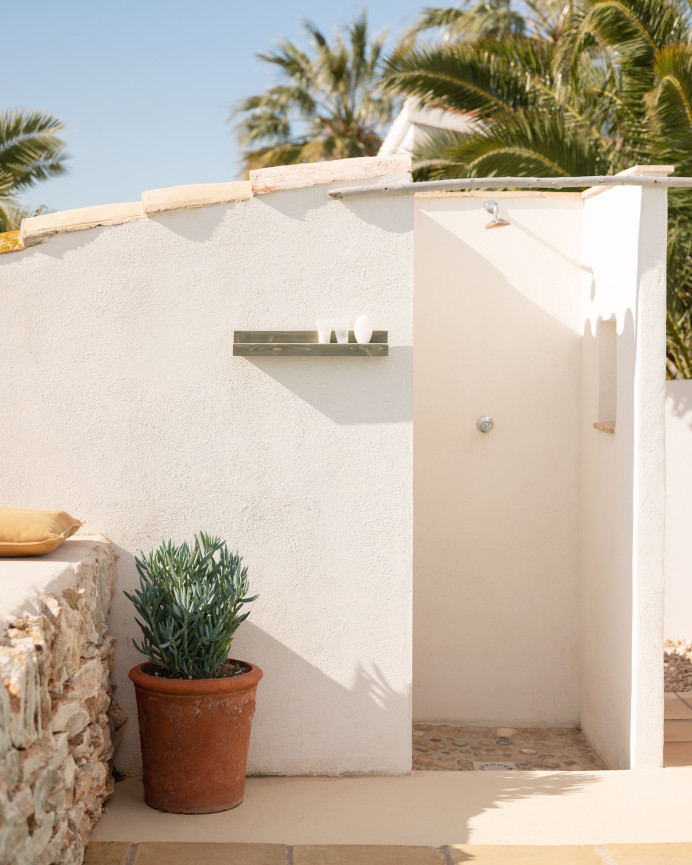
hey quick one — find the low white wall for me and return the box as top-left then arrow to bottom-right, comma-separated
579,184 -> 667,769
665,380 -> 692,639
0,177 -> 413,775
413,193 -> 584,725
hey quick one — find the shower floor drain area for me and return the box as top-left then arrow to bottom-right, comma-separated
473,761 -> 516,771
413,724 -> 607,771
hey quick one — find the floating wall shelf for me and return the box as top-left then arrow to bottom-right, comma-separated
233,330 -> 388,357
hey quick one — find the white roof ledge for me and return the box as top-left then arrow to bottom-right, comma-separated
250,155 -> 412,195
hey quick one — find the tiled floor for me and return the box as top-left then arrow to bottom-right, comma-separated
664,691 -> 692,767
412,724 -> 607,771
83,842 -> 692,864
91,773 -> 692,845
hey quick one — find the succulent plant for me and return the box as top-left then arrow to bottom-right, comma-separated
125,532 -> 257,679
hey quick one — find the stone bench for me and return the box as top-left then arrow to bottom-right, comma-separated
0,536 -> 123,865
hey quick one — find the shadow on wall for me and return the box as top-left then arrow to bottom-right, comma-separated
147,206 -> 230,243
254,187 -> 412,235
111,544 -> 410,777
245,346 -> 412,424
236,621 -> 411,776
9,225 -> 109,261
666,378 -> 692,423
583,307 -> 635,338
511,214 -> 588,274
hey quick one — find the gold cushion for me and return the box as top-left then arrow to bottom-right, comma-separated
0,508 -> 83,557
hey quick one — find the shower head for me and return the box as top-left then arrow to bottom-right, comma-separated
484,200 -> 510,229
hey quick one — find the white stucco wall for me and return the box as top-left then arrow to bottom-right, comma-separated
579,185 -> 667,769
0,180 -> 414,775
413,193 -> 584,725
665,379 -> 692,639
1,166 -> 670,776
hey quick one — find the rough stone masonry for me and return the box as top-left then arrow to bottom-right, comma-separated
0,541 -> 125,865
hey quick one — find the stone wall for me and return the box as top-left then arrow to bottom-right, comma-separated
0,538 -> 125,865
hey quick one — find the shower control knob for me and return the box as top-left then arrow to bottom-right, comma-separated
477,416 -> 494,433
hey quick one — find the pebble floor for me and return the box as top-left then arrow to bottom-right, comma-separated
412,724 -> 607,771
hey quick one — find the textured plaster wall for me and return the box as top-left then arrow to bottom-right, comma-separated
413,194 -> 584,725
664,380 -> 692,639
0,186 -> 413,776
580,185 -> 667,769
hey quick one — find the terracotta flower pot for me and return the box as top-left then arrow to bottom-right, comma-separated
129,660 -> 263,814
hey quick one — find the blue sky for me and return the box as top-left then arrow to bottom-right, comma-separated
8,1 -> 427,214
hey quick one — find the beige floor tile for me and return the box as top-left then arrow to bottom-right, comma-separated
677,691 -> 692,708
664,741 -> 692,767
664,719 -> 692,742
664,694 -> 692,720
133,842 -> 287,864
447,845 -> 603,864
604,843 -> 692,863
83,843 -> 133,865
293,846 -> 446,865
92,774 -> 692,847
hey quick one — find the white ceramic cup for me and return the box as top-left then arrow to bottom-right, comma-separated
333,319 -> 349,344
316,319 -> 332,344
354,316 -> 373,345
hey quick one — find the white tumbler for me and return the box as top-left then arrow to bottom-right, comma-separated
333,319 -> 349,344
316,319 -> 332,344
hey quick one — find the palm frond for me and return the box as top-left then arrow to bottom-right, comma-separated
667,215 -> 692,377
0,108 -> 67,230
408,2 -> 527,42
232,11 -> 395,174
0,197 -> 30,233
414,107 -> 615,179
408,6 -> 468,37
382,40 -> 539,116
0,109 -> 68,191
650,44 -> 692,173
559,0 -> 690,70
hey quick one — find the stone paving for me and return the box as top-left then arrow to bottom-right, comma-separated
665,639 -> 692,692
412,724 -> 607,771
84,842 -> 692,864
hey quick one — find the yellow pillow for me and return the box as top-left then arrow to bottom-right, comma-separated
0,508 -> 84,557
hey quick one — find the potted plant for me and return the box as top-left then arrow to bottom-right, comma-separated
125,532 -> 261,814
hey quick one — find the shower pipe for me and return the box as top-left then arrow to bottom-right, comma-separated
328,175 -> 692,200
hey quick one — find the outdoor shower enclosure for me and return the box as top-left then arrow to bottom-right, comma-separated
413,181 -> 667,770
0,157 -> 667,776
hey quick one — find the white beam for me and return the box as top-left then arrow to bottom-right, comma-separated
330,175 -> 692,199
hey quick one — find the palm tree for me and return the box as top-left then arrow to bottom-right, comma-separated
0,109 -> 68,233
233,12 -> 397,173
382,0 -> 692,376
